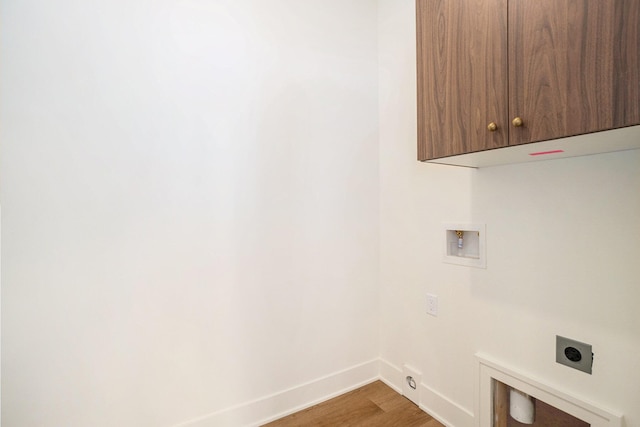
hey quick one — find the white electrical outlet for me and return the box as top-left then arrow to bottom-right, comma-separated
426,294 -> 438,316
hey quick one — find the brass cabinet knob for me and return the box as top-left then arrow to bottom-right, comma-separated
487,122 -> 498,132
512,117 -> 523,127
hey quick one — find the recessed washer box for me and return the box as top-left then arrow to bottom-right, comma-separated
443,223 -> 486,268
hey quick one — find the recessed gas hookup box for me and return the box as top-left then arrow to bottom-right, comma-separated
556,335 -> 593,374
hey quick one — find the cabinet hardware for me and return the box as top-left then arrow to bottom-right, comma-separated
512,117 -> 523,127
487,122 -> 498,132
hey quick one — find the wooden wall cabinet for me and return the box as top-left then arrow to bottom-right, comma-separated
416,0 -> 640,165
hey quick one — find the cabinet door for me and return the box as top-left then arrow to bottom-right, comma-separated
509,0 -> 640,145
417,0 -> 508,160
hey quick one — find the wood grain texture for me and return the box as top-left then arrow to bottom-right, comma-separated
506,395 -> 590,427
493,380 -> 509,427
494,380 -> 590,427
416,0 -> 509,160
262,381 -> 445,427
508,0 -> 640,145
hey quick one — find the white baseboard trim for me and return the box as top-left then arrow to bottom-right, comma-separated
174,359 -> 379,427
379,358 -> 474,427
378,358 -> 403,394
420,382 -> 475,427
176,358 -> 475,427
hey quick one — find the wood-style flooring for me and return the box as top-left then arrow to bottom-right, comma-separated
262,380 -> 446,427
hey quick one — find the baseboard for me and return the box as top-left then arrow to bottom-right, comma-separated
379,358 -> 475,427
378,358 -> 403,394
174,359 -> 379,427
420,382 -> 475,427
175,358 -> 475,427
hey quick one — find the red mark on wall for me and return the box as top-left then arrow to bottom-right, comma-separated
529,149 -> 565,156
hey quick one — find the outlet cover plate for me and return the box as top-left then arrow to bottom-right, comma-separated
426,294 -> 438,316
556,335 -> 593,374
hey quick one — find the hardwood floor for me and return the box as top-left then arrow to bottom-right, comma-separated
262,380 -> 446,427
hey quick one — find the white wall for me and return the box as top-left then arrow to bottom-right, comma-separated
5,1 -> 639,426
0,1 -> 379,426
378,1 -> 640,426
